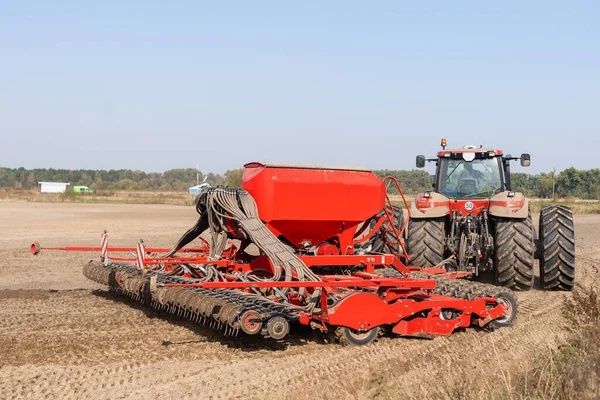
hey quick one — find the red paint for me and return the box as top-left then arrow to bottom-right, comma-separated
437,149 -> 504,157
163,278 -> 436,290
31,245 -> 209,254
415,193 -> 449,211
242,163 -> 385,253
490,198 -> 525,210
315,243 -> 340,256
448,199 -> 490,216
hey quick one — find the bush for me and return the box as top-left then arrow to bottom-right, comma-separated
510,289 -> 600,399
59,186 -> 77,201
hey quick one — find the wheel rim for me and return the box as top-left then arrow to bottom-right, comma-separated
494,296 -> 513,323
240,310 -> 263,335
267,316 -> 290,340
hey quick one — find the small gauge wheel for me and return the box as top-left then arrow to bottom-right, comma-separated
266,316 -> 290,340
240,310 -> 263,335
489,291 -> 518,328
336,326 -> 379,346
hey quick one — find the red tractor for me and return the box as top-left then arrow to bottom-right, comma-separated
408,139 -> 575,291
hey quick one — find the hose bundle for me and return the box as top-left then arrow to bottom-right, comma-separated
166,187 -> 323,310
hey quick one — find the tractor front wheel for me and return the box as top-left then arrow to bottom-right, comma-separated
494,216 -> 535,290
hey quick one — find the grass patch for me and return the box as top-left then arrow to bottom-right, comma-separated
500,288 -> 600,399
530,200 -> 600,215
0,188 -> 196,206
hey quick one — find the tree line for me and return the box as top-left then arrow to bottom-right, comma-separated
1,166 -> 599,199
0,167 -> 238,191
511,168 -> 600,199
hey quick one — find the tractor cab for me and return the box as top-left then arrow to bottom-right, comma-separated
435,148 -> 504,200
416,140 -> 530,198
414,140 -> 531,217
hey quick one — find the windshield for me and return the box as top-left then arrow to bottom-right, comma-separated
438,157 -> 502,199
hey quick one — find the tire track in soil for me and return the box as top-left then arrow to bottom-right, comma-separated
273,290 -> 568,400
1,211 -> 597,400
0,289 -> 568,400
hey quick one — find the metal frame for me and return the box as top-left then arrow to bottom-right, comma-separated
34,230 -> 510,339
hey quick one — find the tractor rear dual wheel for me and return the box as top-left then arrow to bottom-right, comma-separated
494,216 -> 535,290
539,206 -> 576,291
406,218 -> 445,268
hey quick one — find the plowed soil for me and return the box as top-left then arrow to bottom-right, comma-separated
1,202 -> 598,399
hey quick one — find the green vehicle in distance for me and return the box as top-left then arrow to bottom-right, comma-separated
73,186 -> 94,194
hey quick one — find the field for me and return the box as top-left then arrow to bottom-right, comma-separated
0,202 -> 599,399
0,188 -> 195,206
3,188 -> 600,214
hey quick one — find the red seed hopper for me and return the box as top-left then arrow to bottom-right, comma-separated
243,162 -> 386,254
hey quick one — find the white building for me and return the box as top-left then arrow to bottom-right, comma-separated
188,183 -> 210,195
38,182 -> 70,193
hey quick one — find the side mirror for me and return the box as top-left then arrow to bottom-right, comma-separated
520,153 -> 531,167
416,155 -> 426,168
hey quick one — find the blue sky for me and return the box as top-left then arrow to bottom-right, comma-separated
1,1 -> 598,174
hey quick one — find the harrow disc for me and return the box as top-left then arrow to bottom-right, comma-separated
201,297 -> 219,317
197,296 -> 212,316
227,305 -> 244,328
218,302 -> 237,324
191,293 -> 205,314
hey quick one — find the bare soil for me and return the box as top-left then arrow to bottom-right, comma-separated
0,202 -> 598,400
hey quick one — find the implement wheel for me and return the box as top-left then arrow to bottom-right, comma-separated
240,310 -> 263,335
494,216 -> 535,290
489,291 -> 518,329
266,316 -> 290,340
539,206 -> 576,291
407,218 -> 445,268
336,326 -> 379,346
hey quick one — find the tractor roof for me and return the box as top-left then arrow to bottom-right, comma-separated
437,148 -> 503,157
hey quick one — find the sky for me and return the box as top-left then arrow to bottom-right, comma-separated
1,1 -> 598,175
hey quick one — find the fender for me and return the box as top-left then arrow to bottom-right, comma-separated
410,192 -> 451,219
489,191 -> 529,218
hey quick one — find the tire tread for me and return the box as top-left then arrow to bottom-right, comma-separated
495,216 -> 535,290
407,218 -> 445,268
539,205 -> 576,291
